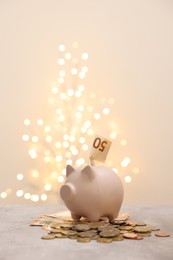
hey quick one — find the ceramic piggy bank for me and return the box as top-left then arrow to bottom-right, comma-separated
60,165 -> 124,222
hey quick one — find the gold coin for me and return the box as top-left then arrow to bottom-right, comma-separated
111,220 -> 126,225
78,231 -> 97,238
134,222 -> 146,226
136,233 -> 151,237
98,225 -> 115,232
77,238 -> 91,243
89,222 -> 106,229
97,238 -> 113,243
123,233 -> 138,239
135,236 -> 143,240
68,235 -> 79,239
50,229 -> 63,233
61,230 -> 77,236
112,235 -> 124,241
147,226 -> 160,231
155,232 -> 170,237
55,233 -> 67,238
134,227 -> 151,233
99,230 -> 120,238
60,224 -> 74,229
74,224 -> 91,231
119,226 -> 134,231
41,234 -> 55,240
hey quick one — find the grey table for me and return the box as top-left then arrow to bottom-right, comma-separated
0,205 -> 173,260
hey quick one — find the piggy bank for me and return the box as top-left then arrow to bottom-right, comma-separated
60,165 -> 124,222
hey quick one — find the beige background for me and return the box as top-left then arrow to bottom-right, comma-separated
0,0 -> 173,205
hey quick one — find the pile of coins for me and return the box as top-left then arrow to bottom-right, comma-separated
41,218 -> 170,243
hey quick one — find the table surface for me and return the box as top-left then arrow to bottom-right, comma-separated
0,205 -> 173,260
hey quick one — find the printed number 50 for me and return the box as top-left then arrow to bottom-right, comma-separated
93,137 -> 107,152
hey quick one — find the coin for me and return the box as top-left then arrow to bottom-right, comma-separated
155,232 -> 170,237
61,230 -> 77,236
78,231 -> 97,238
98,225 -> 116,232
119,226 -> 134,231
147,226 -> 160,231
99,230 -> 120,238
68,235 -> 79,239
112,235 -> 124,241
55,233 -> 68,238
123,233 -> 138,239
134,227 -> 151,233
97,238 -> 113,243
77,238 -> 91,243
50,229 -> 63,233
60,223 -> 74,229
136,232 -> 151,237
111,220 -> 126,225
41,234 -> 55,240
134,222 -> 146,226
74,224 -> 91,231
89,222 -> 106,229
135,236 -> 143,240
42,225 -> 53,231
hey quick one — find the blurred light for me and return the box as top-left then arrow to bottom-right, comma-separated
124,176 -> 132,183
41,194 -> 47,201
65,53 -> 71,60
65,151 -> 71,158
45,135 -> 52,143
108,98 -> 115,105
56,155 -> 63,162
0,192 -> 7,199
79,137 -> 85,144
62,168 -> 66,175
24,193 -> 31,200
90,92 -> 96,99
82,144 -> 89,151
79,71 -> 85,79
28,149 -> 37,159
77,105 -> 84,111
76,158 -> 85,166
59,115 -> 65,122
32,136 -> 39,143
52,86 -> 59,94
16,190 -> 24,197
55,142 -> 62,148
78,85 -> 85,92
58,58 -> 65,65
81,127 -> 87,133
58,77 -> 64,84
103,108 -> 110,115
22,134 -> 29,141
110,132 -> 116,139
44,156 -> 51,163
31,170 -> 39,178
94,113 -> 101,120
31,194 -> 39,202
82,66 -> 88,73
87,129 -> 94,135
44,184 -> 52,191
66,159 -> 72,165
58,176 -> 64,183
24,119 -> 31,126
44,126 -> 51,132
120,139 -> 127,146
37,119 -> 44,126
75,91 -> 81,97
81,53 -> 89,60
71,68 -> 78,75
63,134 -> 69,140
59,70 -> 66,77
113,168 -> 118,174
121,157 -> 131,167
60,93 -> 67,100
63,141 -> 69,148
84,120 -> 91,128
76,112 -> 82,119
17,174 -> 24,181
67,89 -> 75,96
87,106 -> 93,112
58,44 -> 65,52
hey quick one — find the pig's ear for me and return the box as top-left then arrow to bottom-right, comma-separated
82,166 -> 94,179
66,165 -> 75,177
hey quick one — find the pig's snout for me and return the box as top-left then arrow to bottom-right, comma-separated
60,183 -> 76,202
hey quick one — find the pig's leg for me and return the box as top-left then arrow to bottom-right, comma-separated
107,214 -> 115,222
71,212 -> 81,220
